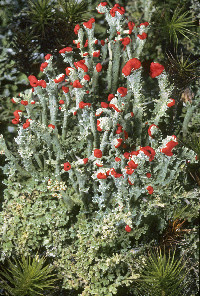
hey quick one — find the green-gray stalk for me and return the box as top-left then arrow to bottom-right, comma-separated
87,133 -> 93,158
100,130 -> 110,154
86,27 -> 95,69
107,41 -> 113,93
74,88 -> 85,108
182,105 -> 195,137
68,170 -> 79,195
108,25 -> 117,40
123,49 -> 129,65
126,44 -> 133,60
64,93 -> 71,108
52,132 -> 63,179
62,111 -> 68,140
101,43 -> 108,63
53,131 -> 63,156
34,154 -> 43,170
21,157 -> 37,177
26,105 -> 33,119
77,28 -> 84,55
163,158 -> 181,186
98,180 -> 108,204
36,129 -> 52,161
90,110 -> 99,148
49,94 -> 58,126
43,154 -> 47,171
77,113 -> 84,135
128,70 -> 143,142
111,41 -> 121,94
74,169 -> 86,194
155,158 -> 170,184
154,73 -> 173,125
35,88 -> 47,125
142,0 -> 154,21
91,69 -> 99,94
60,190 -> 74,211
41,97 -> 47,126
134,39 -> 146,58
55,152 -> 61,181
109,111 -> 120,141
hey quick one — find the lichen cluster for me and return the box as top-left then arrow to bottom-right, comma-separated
0,2 -> 199,295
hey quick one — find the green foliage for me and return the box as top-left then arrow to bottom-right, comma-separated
0,255 -> 57,296
55,209 -> 143,295
179,227 -> 199,295
133,248 -> 188,296
0,184 -> 198,294
0,184 -> 74,258
181,134 -> 200,187
163,7 -> 196,47
183,133 -> 200,160
11,28 -> 41,76
150,3 -> 198,55
166,52 -> 200,91
27,0 -> 55,36
57,0 -> 89,23
172,204 -> 197,221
